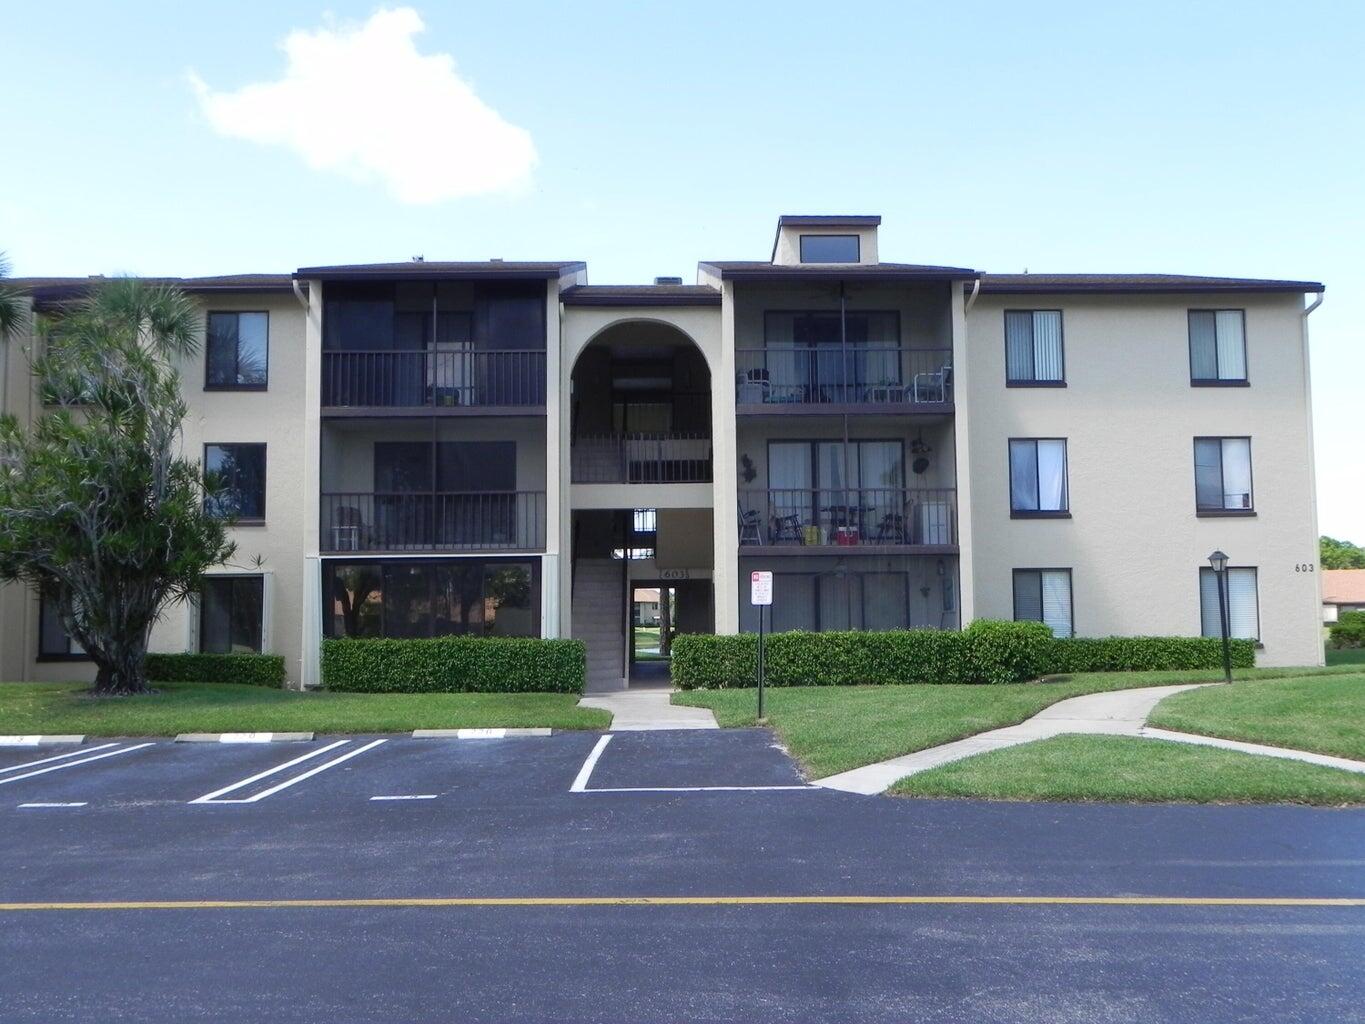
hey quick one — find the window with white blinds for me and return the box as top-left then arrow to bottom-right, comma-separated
1009,438 -> 1069,513
1189,310 -> 1247,383
1005,310 -> 1065,384
1200,567 -> 1259,639
1013,569 -> 1073,638
1194,437 -> 1253,511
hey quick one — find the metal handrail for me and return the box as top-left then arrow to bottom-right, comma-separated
571,433 -> 713,483
735,345 -> 953,405
737,486 -> 957,546
321,349 -> 547,408
320,490 -> 546,552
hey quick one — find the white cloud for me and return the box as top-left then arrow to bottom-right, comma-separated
189,7 -> 536,203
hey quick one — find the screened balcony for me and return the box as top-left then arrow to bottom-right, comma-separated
737,487 -> 957,549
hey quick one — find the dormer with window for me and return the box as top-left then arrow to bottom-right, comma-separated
771,215 -> 881,267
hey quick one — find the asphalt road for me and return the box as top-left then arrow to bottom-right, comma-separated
1,730 -> 1362,1023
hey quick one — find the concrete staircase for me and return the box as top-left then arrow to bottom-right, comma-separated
573,558 -> 626,693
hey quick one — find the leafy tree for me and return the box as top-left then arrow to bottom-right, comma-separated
1321,536 -> 1365,570
0,280 -> 235,694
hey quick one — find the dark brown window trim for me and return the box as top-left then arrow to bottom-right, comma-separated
204,383 -> 270,393
204,442 -> 267,524
1193,435 -> 1254,516
798,234 -> 860,264
1012,567 -> 1076,636
1003,309 -> 1066,386
1187,309 -> 1248,387
1010,510 -> 1073,520
230,519 -> 268,528
1007,437 -> 1070,517
37,591 -> 91,661
204,310 -> 270,391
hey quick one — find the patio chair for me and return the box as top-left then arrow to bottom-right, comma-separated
738,504 -> 765,545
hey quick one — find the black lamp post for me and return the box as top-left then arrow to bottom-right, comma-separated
1208,549 -> 1233,683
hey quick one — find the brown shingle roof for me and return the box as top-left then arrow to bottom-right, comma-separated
561,284 -> 720,307
777,215 -> 882,227
293,261 -> 585,281
978,273 -> 1324,294
1323,570 -> 1365,605
700,260 -> 978,281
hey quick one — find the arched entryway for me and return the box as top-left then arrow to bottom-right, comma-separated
567,320 -> 716,692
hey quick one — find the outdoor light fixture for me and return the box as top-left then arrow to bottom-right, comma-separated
1207,549 -> 1233,683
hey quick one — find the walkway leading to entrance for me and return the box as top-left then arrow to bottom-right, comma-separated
577,690 -> 717,731
814,683 -> 1365,795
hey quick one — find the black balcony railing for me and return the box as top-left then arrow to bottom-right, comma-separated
320,491 -> 546,552
735,346 -> 953,407
737,487 -> 957,546
571,434 -> 713,483
322,350 -> 546,408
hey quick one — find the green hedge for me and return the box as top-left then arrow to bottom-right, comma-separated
145,652 -> 287,687
1048,635 -> 1256,672
321,636 -> 586,693
1329,611 -> 1365,649
670,623 -> 1255,689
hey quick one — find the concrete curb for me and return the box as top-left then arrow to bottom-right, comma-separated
411,728 -> 553,739
0,735 -> 86,747
175,732 -> 315,743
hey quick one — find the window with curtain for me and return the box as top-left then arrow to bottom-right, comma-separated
200,576 -> 265,654
1200,567 -> 1259,639
205,312 -> 269,389
1194,437 -> 1254,512
763,311 -> 899,402
1009,439 -> 1069,514
1189,310 -> 1247,383
1004,310 -> 1065,384
1012,569 -> 1073,637
204,443 -> 267,522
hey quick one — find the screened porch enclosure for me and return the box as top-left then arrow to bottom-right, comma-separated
738,555 -> 959,633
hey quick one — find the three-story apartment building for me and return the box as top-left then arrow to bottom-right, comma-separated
0,216 -> 1326,688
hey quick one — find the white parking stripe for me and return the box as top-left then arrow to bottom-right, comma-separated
569,734 -> 614,792
370,794 -> 437,801
189,740 -> 351,804
578,785 -> 815,793
0,744 -> 154,787
19,802 -> 88,808
0,743 -> 122,776
193,739 -> 388,804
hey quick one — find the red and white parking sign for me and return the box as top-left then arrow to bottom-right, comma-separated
750,570 -> 773,606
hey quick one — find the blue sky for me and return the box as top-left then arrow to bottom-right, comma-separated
2,1 -> 1361,539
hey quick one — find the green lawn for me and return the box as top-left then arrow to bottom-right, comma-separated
1148,672 -> 1365,760
0,682 -> 610,737
893,734 -> 1365,806
673,666 -> 1354,779
633,626 -> 667,661
1326,648 -> 1365,666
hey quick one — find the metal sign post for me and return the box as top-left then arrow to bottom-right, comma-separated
750,571 -> 773,723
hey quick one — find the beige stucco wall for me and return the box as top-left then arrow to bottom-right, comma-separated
0,291 -> 312,684
772,225 -> 879,266
962,291 -> 1322,667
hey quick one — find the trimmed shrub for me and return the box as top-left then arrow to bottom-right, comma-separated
1328,611 -> 1365,650
1048,635 -> 1256,673
961,619 -> 1054,685
145,652 -> 287,687
670,624 -> 1258,689
321,636 -> 586,694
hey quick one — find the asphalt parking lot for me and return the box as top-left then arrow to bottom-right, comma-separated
2,730 -> 1363,1023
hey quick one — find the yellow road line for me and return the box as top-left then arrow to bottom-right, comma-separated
0,895 -> 1362,912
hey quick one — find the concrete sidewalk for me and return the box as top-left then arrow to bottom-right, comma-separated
814,682 -> 1365,794
577,690 -> 718,731
813,684 -> 1199,795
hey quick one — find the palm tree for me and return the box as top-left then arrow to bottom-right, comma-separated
0,252 -> 25,336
